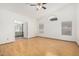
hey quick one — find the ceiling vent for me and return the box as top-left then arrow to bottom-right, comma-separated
49,16 -> 58,21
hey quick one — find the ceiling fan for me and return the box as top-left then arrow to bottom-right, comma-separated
29,3 -> 47,10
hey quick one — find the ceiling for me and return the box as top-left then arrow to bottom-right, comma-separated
0,3 -> 69,19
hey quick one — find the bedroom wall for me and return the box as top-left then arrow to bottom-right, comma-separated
38,4 -> 76,41
0,10 -> 15,44
0,9 -> 37,44
76,4 -> 79,45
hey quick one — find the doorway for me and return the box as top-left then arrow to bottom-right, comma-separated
15,23 -> 24,38
15,20 -> 28,39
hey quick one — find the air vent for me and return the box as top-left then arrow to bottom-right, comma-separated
50,17 -> 57,21
49,16 -> 58,21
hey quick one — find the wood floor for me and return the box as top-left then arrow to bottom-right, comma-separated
0,37 -> 79,56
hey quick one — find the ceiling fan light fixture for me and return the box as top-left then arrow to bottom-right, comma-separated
37,5 -> 41,9
28,3 -> 47,11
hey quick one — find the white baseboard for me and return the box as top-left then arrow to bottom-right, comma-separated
76,41 -> 79,45
0,39 -> 15,44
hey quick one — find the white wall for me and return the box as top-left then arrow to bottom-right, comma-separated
28,19 -> 38,38
0,9 -> 37,44
0,10 -> 15,44
38,4 -> 77,41
76,4 -> 79,45
23,22 -> 28,38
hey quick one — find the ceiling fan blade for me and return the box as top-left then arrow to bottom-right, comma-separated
30,4 -> 36,6
42,3 -> 47,5
42,6 -> 46,9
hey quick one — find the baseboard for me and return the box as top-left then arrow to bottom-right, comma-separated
26,36 -> 79,46
36,36 -> 78,46
28,36 -> 39,39
76,41 -> 79,45
0,40 -> 15,45
15,37 -> 28,39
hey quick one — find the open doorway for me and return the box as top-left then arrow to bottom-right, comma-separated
15,23 -> 24,38
15,20 -> 28,39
